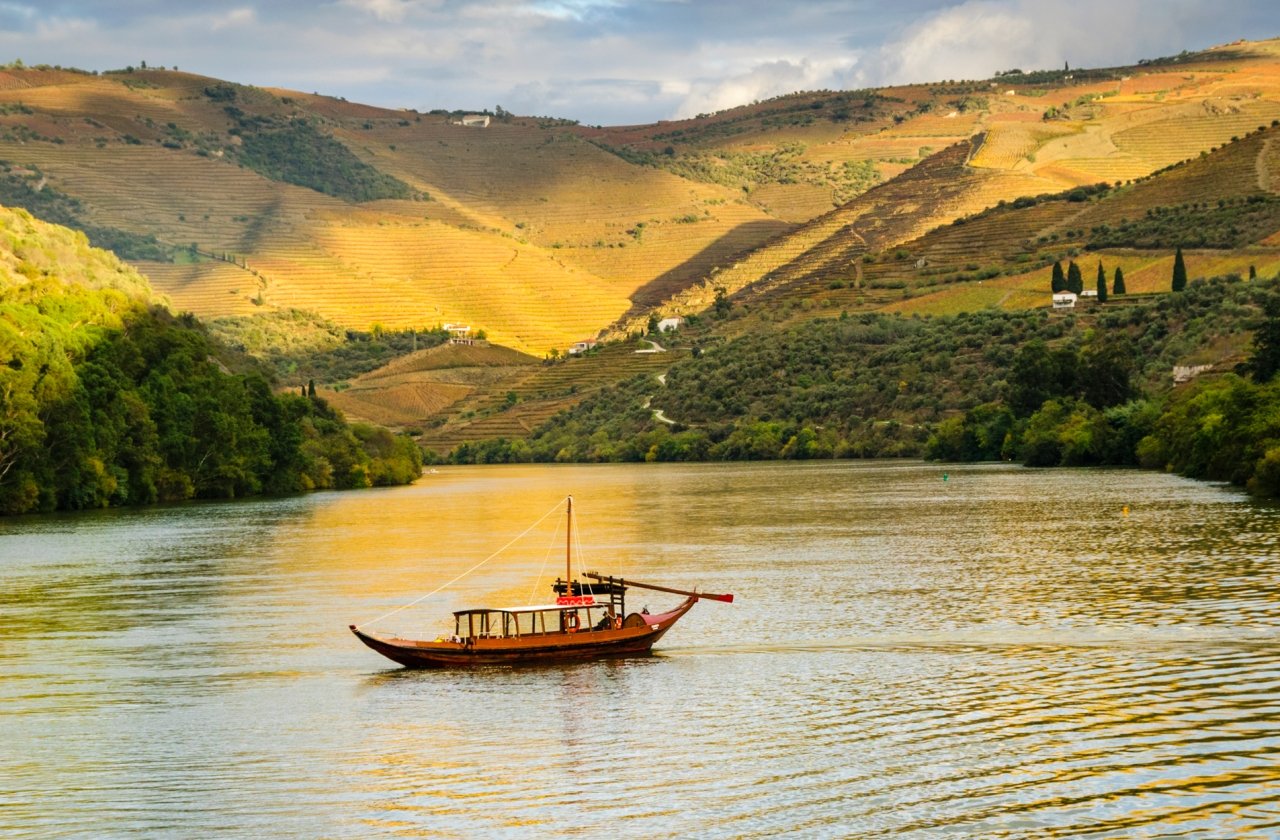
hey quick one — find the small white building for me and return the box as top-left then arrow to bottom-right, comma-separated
657,316 -> 684,333
1079,289 -> 1098,299
568,339 -> 598,355
1173,364 -> 1213,384
453,115 -> 490,127
1052,291 -> 1077,310
444,323 -> 474,344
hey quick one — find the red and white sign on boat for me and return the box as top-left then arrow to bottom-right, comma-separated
556,595 -> 595,606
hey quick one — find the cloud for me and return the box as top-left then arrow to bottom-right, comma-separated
0,2 -> 37,30
525,0 -> 624,22
675,57 -> 855,119
856,0 -> 1269,87
863,1 -> 1033,84
209,6 -> 255,31
0,1 -> 1272,125
338,0 -> 445,24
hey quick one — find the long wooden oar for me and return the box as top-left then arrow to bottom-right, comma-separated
584,572 -> 734,603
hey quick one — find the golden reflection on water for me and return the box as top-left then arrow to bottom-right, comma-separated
3,461 -> 1280,837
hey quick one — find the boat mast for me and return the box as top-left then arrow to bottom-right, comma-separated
566,495 -> 573,590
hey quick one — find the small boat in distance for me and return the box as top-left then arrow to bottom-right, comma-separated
350,497 -> 733,668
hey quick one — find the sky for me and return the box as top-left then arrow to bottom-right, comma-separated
1,1 -> 1277,126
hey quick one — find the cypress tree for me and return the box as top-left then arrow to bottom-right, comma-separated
1172,246 -> 1187,291
307,378 -> 316,398
1066,261 -> 1083,294
1051,261 -> 1065,293
1096,261 -> 1108,302
1113,266 -> 1126,295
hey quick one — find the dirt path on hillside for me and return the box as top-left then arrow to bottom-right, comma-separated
642,372 -> 677,426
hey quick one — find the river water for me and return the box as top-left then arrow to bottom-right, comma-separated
2,461 -> 1279,838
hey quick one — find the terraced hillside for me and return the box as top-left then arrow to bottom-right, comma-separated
6,42 -> 1280,458
311,40 -> 1280,451
318,343 -> 540,428
759,123 -> 1280,320
466,116 -> 1280,462
0,67 -> 789,353
417,342 -> 682,454
3,39 -> 1279,362
602,137 -> 1062,339
589,41 -> 1280,339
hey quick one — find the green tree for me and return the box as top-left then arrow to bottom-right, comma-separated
1096,261 -> 1108,302
713,287 -> 731,319
1139,375 -> 1275,487
1007,340 -> 1077,417
1019,398 -> 1110,467
1066,261 -> 1083,294
1078,336 -> 1134,408
1248,292 -> 1280,382
925,402 -> 1014,461
1113,266 -> 1126,295
1252,445 -> 1280,498
1172,246 -> 1187,291
1051,261 -> 1065,293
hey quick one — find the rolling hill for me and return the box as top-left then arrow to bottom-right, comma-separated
2,39 -> 1279,362
5,40 -> 1280,455
424,111 -> 1280,454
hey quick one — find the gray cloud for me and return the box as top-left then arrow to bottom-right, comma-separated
856,0 -> 1277,87
0,1 -> 1274,124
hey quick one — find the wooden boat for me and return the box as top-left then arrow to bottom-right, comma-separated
350,497 -> 733,668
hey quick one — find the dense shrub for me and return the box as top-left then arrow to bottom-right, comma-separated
449,275 -> 1280,499
233,119 -> 416,203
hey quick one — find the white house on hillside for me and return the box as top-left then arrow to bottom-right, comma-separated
443,323 -> 474,344
657,316 -> 684,333
1052,291 -> 1077,309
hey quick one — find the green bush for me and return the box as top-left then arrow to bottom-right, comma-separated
233,119 -> 416,202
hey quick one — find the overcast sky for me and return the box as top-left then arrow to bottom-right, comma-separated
2,1 -> 1277,125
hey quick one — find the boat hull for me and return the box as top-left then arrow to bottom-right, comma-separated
350,598 -> 696,669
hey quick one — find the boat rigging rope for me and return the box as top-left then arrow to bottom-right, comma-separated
355,497 -> 567,629
526,517 -> 562,606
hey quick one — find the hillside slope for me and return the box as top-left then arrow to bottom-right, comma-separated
2,40 -> 1280,356
426,118 -> 1280,453
0,67 -> 790,354
0,205 -> 421,513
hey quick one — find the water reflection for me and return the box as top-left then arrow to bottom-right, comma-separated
2,462 -> 1279,837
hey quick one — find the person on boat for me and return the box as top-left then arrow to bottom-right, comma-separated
594,605 -> 622,631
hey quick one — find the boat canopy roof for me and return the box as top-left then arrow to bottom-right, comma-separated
453,602 -> 611,617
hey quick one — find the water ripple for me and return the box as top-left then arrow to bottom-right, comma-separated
2,463 -> 1279,837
